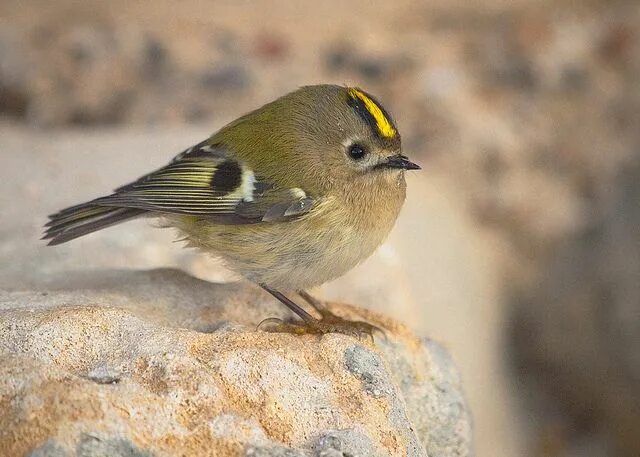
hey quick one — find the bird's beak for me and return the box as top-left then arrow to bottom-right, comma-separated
381,154 -> 421,171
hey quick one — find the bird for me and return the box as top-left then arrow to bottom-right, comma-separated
43,84 -> 420,336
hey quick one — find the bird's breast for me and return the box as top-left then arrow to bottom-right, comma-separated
172,177 -> 406,290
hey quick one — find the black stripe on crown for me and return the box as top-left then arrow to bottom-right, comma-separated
346,89 -> 397,140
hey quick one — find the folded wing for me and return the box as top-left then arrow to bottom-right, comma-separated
44,143 -> 316,245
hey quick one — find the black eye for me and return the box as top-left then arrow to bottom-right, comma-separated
348,144 -> 367,160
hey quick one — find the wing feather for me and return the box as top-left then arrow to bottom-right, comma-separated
44,142 -> 317,245
92,143 -> 315,223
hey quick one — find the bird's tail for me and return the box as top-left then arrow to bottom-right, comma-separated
43,202 -> 145,246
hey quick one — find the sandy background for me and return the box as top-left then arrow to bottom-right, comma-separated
1,1 -> 639,456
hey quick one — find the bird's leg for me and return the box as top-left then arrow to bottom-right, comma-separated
257,284 -> 381,339
297,290 -> 326,313
259,284 -> 316,322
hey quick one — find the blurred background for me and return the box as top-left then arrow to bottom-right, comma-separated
1,1 -> 638,456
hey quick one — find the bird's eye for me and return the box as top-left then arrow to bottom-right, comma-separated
348,144 -> 367,161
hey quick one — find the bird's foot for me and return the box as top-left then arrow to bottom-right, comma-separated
258,308 -> 384,340
257,286 -> 385,340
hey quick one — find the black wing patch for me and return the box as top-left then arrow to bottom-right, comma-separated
210,160 -> 242,193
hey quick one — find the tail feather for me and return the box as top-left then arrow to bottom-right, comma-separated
43,204 -> 145,246
46,205 -> 115,229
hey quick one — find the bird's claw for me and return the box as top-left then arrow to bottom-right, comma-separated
258,309 -> 385,341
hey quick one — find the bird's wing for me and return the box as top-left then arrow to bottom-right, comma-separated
92,142 -> 315,224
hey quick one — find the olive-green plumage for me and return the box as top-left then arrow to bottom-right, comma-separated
44,84 -> 419,332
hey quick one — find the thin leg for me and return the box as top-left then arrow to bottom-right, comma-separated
260,284 -> 316,322
297,290 -> 325,313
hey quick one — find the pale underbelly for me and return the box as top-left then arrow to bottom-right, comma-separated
171,214 -> 392,291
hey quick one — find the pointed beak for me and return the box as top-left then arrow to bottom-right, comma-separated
382,154 -> 421,171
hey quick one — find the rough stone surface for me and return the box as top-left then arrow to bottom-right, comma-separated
0,269 -> 472,457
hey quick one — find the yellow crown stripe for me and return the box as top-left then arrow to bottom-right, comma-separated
348,88 -> 396,138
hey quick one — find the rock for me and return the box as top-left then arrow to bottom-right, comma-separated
0,269 -> 472,457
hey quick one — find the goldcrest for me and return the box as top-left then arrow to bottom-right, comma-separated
44,84 -> 420,335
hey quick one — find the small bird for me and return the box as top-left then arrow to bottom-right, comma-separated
44,84 -> 420,336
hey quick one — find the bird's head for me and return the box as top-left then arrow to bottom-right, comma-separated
216,84 -> 420,195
